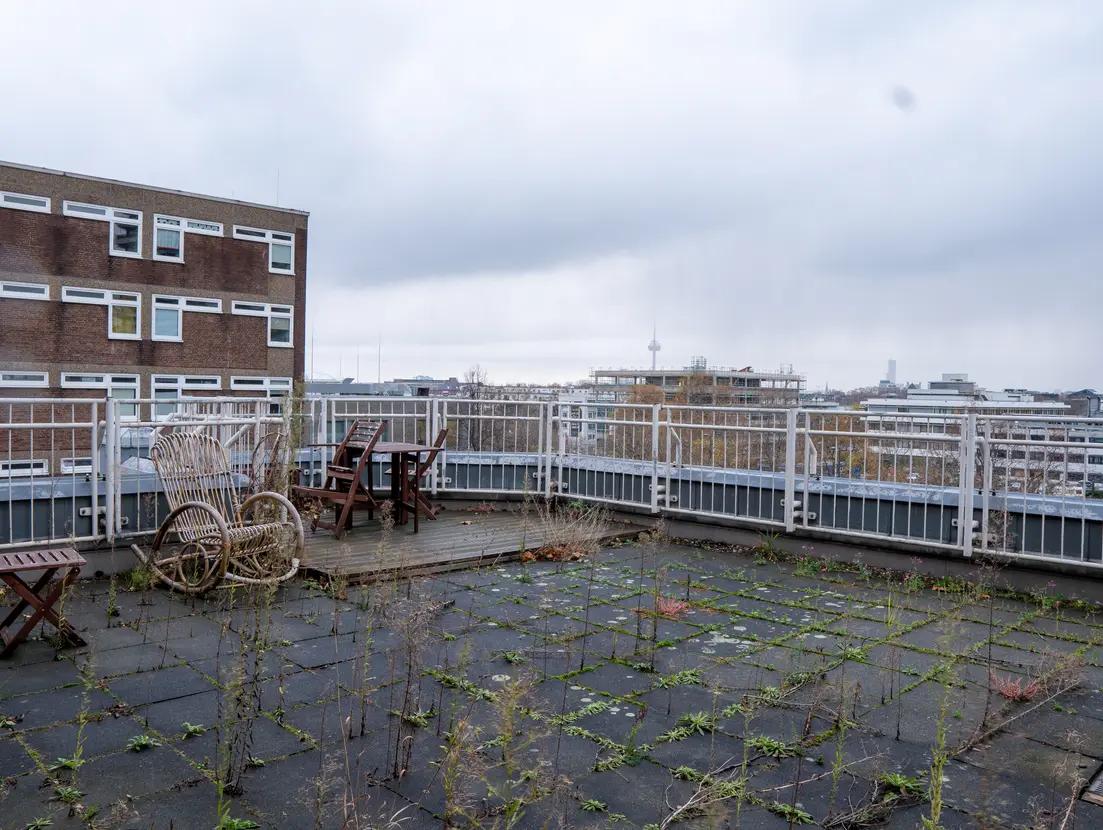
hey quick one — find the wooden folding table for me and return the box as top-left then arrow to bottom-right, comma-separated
0,547 -> 86,658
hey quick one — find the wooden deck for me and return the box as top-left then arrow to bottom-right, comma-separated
299,507 -> 639,583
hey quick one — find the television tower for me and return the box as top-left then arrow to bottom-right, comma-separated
648,324 -> 661,370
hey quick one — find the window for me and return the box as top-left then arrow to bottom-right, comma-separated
232,225 -> 296,274
63,201 -> 143,258
60,373 -> 140,419
62,287 -> 142,340
153,214 -> 224,263
231,301 -> 294,348
152,374 -> 222,418
232,376 -> 292,414
152,296 -> 181,340
0,371 -> 48,388
268,305 -> 292,347
0,191 -> 50,213
0,459 -> 48,478
151,294 -> 222,341
0,280 -> 49,300
60,457 -> 94,475
154,216 -> 182,261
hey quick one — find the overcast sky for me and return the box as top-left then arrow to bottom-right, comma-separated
4,2 -> 1101,391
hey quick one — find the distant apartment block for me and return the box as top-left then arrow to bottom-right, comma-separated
861,374 -> 1102,492
592,359 -> 804,406
861,374 -> 1070,419
0,161 -> 308,415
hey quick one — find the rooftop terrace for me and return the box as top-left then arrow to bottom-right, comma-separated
3,534 -> 1103,829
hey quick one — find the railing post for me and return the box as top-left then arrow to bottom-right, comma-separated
784,408 -> 797,532
430,398 -> 441,495
90,400 -> 100,543
960,413 -> 977,558
665,408 -> 673,508
557,403 -> 566,498
979,418 -> 991,552
544,402 -> 555,499
650,404 -> 661,513
104,398 -> 117,543
253,399 -> 264,457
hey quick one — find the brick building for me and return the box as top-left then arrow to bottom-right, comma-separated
0,160 -> 308,474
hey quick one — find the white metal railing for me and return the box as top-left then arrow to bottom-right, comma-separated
2,395 -> 1102,568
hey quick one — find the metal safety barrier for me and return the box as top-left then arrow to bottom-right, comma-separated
1,395 -> 1101,568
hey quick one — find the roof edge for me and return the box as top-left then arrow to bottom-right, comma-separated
0,160 -> 309,217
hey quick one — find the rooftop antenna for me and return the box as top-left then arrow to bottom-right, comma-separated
356,345 -> 360,383
377,334 -> 382,383
310,327 -> 315,380
648,323 -> 661,370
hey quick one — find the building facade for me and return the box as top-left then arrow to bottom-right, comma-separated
0,161 -> 308,414
592,361 -> 804,406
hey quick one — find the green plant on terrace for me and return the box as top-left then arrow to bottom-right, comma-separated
395,707 -> 435,728
676,711 -> 717,736
768,802 -> 814,824
48,752 -> 85,773
747,735 -> 799,758
52,785 -> 82,805
657,668 -> 703,688
182,721 -> 207,738
879,771 -> 925,798
126,734 -> 161,752
580,798 -> 607,813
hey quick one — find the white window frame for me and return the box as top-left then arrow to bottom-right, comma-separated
232,225 -> 295,275
152,374 -> 223,419
230,376 -> 292,392
0,459 -> 49,478
0,280 -> 50,300
231,301 -> 294,348
153,214 -> 224,263
60,373 -> 140,419
232,376 -> 291,414
0,191 -> 51,213
151,294 -> 222,342
62,201 -> 143,259
60,457 -> 95,475
0,371 -> 49,389
62,287 -> 142,340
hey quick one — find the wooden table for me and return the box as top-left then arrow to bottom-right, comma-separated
1,547 -> 86,658
371,442 -> 438,532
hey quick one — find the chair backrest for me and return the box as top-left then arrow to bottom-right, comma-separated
344,419 -> 385,450
332,419 -> 385,467
415,428 -> 449,478
150,431 -> 242,524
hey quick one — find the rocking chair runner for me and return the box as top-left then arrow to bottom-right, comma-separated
292,418 -> 387,538
131,432 -> 304,595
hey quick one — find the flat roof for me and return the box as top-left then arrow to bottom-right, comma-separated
0,159 -> 309,217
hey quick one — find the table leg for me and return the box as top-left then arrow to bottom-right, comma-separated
410,454 -> 416,531
390,451 -> 404,525
0,569 -> 54,630
1,568 -> 85,658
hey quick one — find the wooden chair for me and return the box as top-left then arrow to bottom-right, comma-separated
396,428 -> 448,520
292,418 -> 386,538
130,432 -> 304,595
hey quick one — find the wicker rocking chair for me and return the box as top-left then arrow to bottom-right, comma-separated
130,432 -> 304,595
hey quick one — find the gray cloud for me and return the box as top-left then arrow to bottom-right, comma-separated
3,1 -> 1101,391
